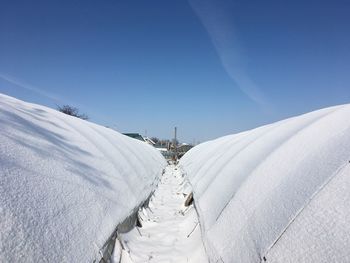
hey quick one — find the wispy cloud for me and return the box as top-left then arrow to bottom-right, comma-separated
189,0 -> 269,108
0,73 -> 119,128
0,73 -> 63,104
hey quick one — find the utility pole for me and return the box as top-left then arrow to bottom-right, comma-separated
174,126 -> 178,162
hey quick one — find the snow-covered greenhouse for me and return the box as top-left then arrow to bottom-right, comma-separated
180,104 -> 350,262
1,93 -> 350,262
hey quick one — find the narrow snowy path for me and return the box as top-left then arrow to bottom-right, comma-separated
118,164 -> 208,263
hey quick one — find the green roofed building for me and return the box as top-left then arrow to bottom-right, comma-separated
122,133 -> 145,142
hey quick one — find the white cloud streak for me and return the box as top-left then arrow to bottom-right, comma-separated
189,0 -> 269,107
0,73 -> 63,104
0,73 -> 119,127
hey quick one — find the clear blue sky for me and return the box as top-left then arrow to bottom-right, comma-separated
1,0 -> 350,143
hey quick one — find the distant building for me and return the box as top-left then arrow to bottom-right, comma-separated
123,133 -> 158,147
123,133 -> 189,160
122,133 -> 145,142
154,141 -> 174,160
155,146 -> 174,159
144,137 -> 156,146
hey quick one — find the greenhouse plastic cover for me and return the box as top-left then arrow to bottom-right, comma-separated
180,104 -> 350,262
0,94 -> 166,262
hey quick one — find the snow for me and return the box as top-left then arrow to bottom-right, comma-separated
119,164 -> 208,263
180,104 -> 350,262
0,93 -> 166,262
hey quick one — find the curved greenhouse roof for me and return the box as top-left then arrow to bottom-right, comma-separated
180,104 -> 350,262
0,94 -> 166,262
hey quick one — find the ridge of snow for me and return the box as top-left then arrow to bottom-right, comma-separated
180,104 -> 350,262
0,93 -> 166,262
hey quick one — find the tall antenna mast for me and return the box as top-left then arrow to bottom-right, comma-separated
174,126 -> 177,162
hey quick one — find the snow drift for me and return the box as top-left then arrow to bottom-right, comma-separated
180,104 -> 350,262
0,94 -> 166,262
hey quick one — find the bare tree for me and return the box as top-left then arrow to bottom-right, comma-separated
57,105 -> 89,120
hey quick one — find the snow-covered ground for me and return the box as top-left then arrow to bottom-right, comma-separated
3,92 -> 350,262
180,104 -> 350,262
0,93 -> 166,262
118,164 -> 208,263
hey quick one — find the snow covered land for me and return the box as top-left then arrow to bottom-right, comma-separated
2,92 -> 350,263
118,164 -> 207,263
0,94 -> 166,262
180,104 -> 350,263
